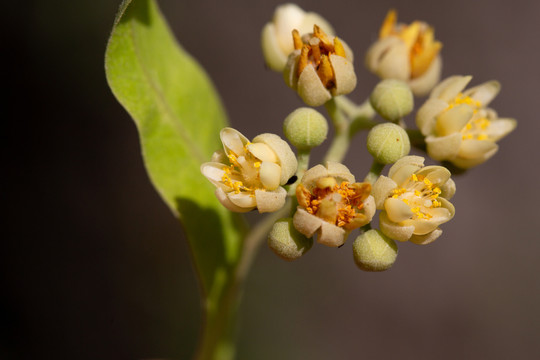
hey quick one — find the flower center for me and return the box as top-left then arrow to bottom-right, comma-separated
391,174 -> 442,220
220,143 -> 262,195
461,117 -> 491,141
297,178 -> 371,227
291,24 -> 346,88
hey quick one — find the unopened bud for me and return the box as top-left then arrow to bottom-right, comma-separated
370,79 -> 414,121
353,229 -> 398,272
268,218 -> 313,261
366,123 -> 410,164
283,108 -> 328,150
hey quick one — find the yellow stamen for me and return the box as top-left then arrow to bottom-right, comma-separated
317,55 -> 334,88
333,37 -> 346,58
379,9 -> 397,38
292,29 -> 303,50
298,45 -> 310,77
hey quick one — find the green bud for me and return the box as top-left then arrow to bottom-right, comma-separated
370,79 -> 414,121
268,218 -> 313,261
366,123 -> 410,164
283,108 -> 328,150
353,230 -> 398,272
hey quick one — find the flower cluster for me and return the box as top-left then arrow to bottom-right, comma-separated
198,4 -> 516,271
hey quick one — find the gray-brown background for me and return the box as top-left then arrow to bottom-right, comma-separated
4,0 -> 540,359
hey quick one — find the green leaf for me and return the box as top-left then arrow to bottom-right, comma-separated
105,0 -> 245,315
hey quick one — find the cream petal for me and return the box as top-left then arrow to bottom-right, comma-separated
210,150 -> 227,163
247,143 -> 277,163
416,165 -> 451,187
458,139 -> 498,159
301,12 -> 334,38
487,118 -> 517,141
297,64 -> 332,107
220,128 -> 249,155
261,23 -> 288,72
464,80 -> 500,107
259,161 -> 281,190
317,221 -> 347,247
439,178 -> 456,200
227,192 -> 257,209
436,104 -> 474,136
426,133 -> 462,161
293,207 -> 323,238
388,155 -> 425,180
362,195 -> 376,222
452,149 -> 497,169
392,164 -> 424,186
410,228 -> 442,245
403,218 -> 441,236
253,133 -> 298,184
255,188 -> 287,213
409,55 -> 442,97
438,197 -> 455,218
215,188 -> 253,213
365,37 -> 401,74
385,197 -> 414,223
200,162 -> 233,191
326,161 -> 356,183
430,75 -> 472,102
376,40 -> 410,81
283,50 -> 300,89
379,211 -> 415,242
273,4 -> 305,52
301,164 -> 329,189
416,98 -> 449,136
330,54 -> 357,96
372,175 -> 398,209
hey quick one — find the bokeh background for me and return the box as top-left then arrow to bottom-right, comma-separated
4,0 -> 540,359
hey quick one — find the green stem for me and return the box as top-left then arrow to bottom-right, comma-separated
196,203 -> 290,360
364,160 -> 385,185
288,149 -> 310,196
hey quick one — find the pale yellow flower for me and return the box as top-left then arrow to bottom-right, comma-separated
293,162 -> 375,247
416,75 -> 517,169
261,3 -> 334,72
372,156 -> 455,244
201,128 -> 297,213
365,9 -> 442,96
283,25 -> 357,107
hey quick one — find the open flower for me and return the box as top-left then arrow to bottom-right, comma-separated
293,162 -> 375,247
416,75 -> 517,169
365,9 -> 442,96
261,3 -> 334,72
201,128 -> 297,213
372,156 -> 455,244
283,24 -> 357,107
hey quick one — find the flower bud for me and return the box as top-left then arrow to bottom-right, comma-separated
283,108 -> 328,150
370,79 -> 414,121
367,123 -> 410,164
268,218 -> 313,261
352,230 -> 398,271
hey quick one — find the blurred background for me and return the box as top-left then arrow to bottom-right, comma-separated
3,0 -> 540,359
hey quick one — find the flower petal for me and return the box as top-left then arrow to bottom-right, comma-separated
200,162 -> 232,191
372,175 -> 398,209
220,128 -> 249,155
385,197 -> 414,223
247,143 -> 278,163
416,165 -> 451,187
215,188 -> 253,213
259,161 -> 281,190
416,98 -> 449,136
326,161 -> 356,183
426,133 -> 462,161
297,64 -> 332,107
293,207 -> 323,238
253,133 -> 298,184
317,221 -> 347,247
330,54 -> 357,96
388,155 -> 424,180
376,39 -> 410,81
487,118 -> 517,141
463,80 -> 500,107
435,104 -> 474,136
430,75 -> 472,102
228,192 -> 257,209
458,139 -> 498,159
379,211 -> 415,242
261,23 -> 288,72
439,178 -> 456,200
301,164 -> 329,189
410,228 -> 442,245
255,188 -> 287,213
409,55 -> 442,97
